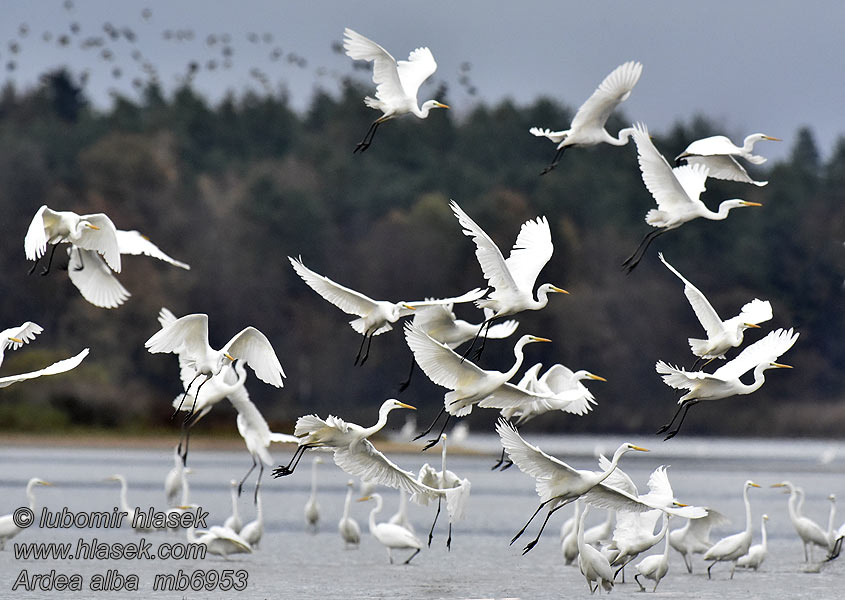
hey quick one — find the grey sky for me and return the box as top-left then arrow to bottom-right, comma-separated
3,0 -> 844,162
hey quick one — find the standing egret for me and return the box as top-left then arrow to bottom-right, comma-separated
450,200 -> 568,358
24,205 -> 120,275
577,502 -> 615,594
656,328 -> 798,439
659,253 -> 772,365
358,493 -> 423,564
105,474 -> 156,533
342,28 -> 448,153
404,323 -> 553,449
622,122 -> 763,272
828,521 -> 845,561
0,322 -> 43,366
675,133 -> 781,186
239,487 -> 264,549
634,513 -> 672,592
416,433 -> 471,549
388,489 -> 415,534
164,445 -> 184,507
289,256 -> 485,366
561,503 -> 582,565
736,514 -> 769,570
530,61 -> 642,174
145,313 -> 285,418
223,480 -> 242,533
339,480 -> 361,549
827,494 -> 837,548
703,480 -> 760,578
304,457 -> 323,533
399,303 -> 518,391
771,481 -> 831,561
65,229 -> 189,309
0,478 -> 52,549
669,508 -> 730,573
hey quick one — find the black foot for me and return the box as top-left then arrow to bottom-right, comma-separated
421,437 -> 439,451
272,466 -> 292,478
522,540 -> 538,554
501,460 -> 514,470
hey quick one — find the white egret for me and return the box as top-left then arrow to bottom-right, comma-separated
0,348 -> 89,389
450,200 -> 568,358
417,433 -> 471,549
827,494 -> 837,548
828,522 -> 845,561
342,28 -> 448,153
289,255 -> 485,366
530,61 -> 642,174
703,480 -> 761,578
577,502 -> 615,594
669,508 -> 730,573
771,481 -> 831,561
145,313 -> 285,418
622,122 -> 763,272
736,514 -> 769,570
496,419 -> 656,554
186,525 -> 251,559
659,253 -> 772,366
634,513 -> 671,592
65,229 -> 189,309
0,478 -> 52,549
24,205 -> 120,275
105,474 -> 155,533
223,480 -> 242,533
239,486 -> 264,549
493,363 -> 604,469
164,445 -> 184,507
656,328 -> 798,439
304,456 -> 322,533
339,480 -> 361,549
675,133 -> 781,186
0,322 -> 43,366
225,364 -> 298,499
399,302 -> 518,391
359,493 -> 423,564
404,323 -> 552,449
388,489 -> 415,534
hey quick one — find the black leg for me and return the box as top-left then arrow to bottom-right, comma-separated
398,355 -> 415,393
446,522 -> 452,551
172,372 -> 203,419
427,496 -> 441,547
353,333 -> 368,366
622,229 -> 666,273
522,502 -> 567,554
27,254 -> 42,275
422,414 -> 451,451
238,456 -> 257,496
663,400 -> 698,440
254,462 -> 263,504
272,444 -> 312,477
73,246 -> 85,271
540,146 -> 566,175
656,402 -> 686,435
690,355 -> 705,371
354,120 -> 381,154
403,548 -> 421,565
491,448 -> 507,470
39,244 -> 59,276
359,333 -> 374,366
413,407 -> 444,441
461,316 -> 497,363
510,498 -> 556,545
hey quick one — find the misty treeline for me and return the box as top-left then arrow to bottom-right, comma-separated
0,70 -> 842,438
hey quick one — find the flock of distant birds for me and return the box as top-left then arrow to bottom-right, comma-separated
1,21 -> 841,595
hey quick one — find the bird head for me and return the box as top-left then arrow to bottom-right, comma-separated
585,372 -> 607,382
540,284 -> 569,295
422,100 -> 449,111
746,481 -> 762,490
383,399 -> 416,412
32,479 -> 53,487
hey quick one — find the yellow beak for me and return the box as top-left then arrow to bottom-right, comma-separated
631,445 -> 649,452
550,286 -> 569,294
588,373 -> 607,382
397,402 -> 417,410
86,224 -> 100,230
529,336 -> 552,343
9,337 -> 23,343
771,362 -> 792,369
357,496 -> 372,502
741,201 -> 763,207
744,323 -> 760,329
763,136 -> 781,141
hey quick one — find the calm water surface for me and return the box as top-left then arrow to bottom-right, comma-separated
1,434 -> 843,599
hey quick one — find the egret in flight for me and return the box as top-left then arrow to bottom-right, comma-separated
145,313 -> 285,418
530,61 -> 642,174
24,205 -> 120,275
343,28 -> 448,153
450,200 -> 568,358
656,328 -> 798,439
622,123 -> 762,272
289,255 -> 485,366
0,322 -> 43,367
659,253 -> 772,366
675,133 -> 781,186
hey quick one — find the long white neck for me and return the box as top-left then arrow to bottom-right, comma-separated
360,405 -> 395,440
597,446 -> 630,486
230,486 -> 240,521
706,201 -> 745,222
655,512 -> 670,542
609,127 -> 635,146
576,503 -> 589,551
180,471 -> 190,506
342,488 -> 353,521
368,495 -> 383,534
26,481 -> 39,512
743,485 -> 754,534
255,491 -> 263,525
504,339 -> 532,381
827,498 -> 836,536
440,438 -> 448,476
760,517 -> 768,549
309,461 -> 319,500
662,517 -> 672,558
736,364 -> 770,396
118,477 -> 131,514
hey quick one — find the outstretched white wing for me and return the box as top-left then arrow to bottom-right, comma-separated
289,256 -> 380,318
343,28 -> 405,105
477,382 -> 556,410
396,46 -> 437,101
224,327 -> 285,388
116,230 -> 190,269
145,314 -> 210,361
658,253 -> 723,338
76,213 -> 121,273
684,155 -> 766,186
24,205 -> 51,261
404,323 -> 486,390
712,328 -> 798,380
450,200 -> 519,295
570,61 -> 643,132
503,216 -> 553,293
0,348 -> 89,388
400,288 -> 488,317
67,248 -> 130,309
737,298 -> 773,327
1,322 -> 43,354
